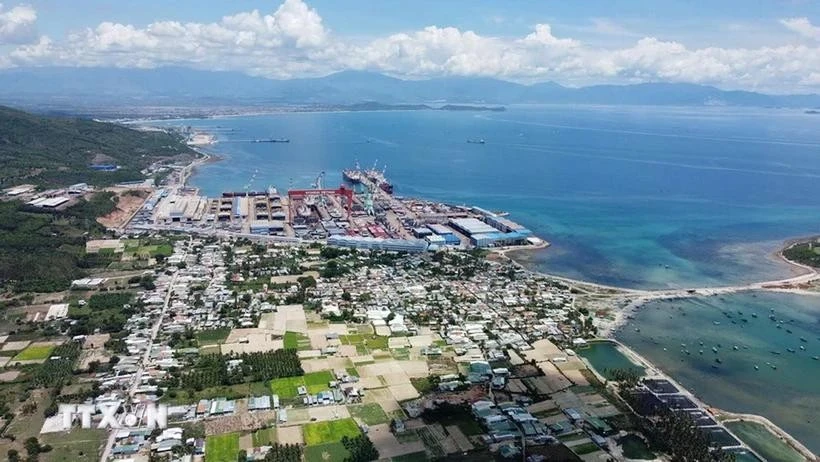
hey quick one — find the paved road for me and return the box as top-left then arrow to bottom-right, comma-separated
99,263 -> 181,461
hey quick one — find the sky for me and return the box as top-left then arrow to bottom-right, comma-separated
1,0 -> 819,93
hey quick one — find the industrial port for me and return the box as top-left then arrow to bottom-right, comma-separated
127,163 -> 543,252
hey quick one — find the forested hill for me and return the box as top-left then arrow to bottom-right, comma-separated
0,105 -> 197,188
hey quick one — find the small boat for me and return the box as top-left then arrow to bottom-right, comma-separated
732,345 -> 739,351
712,347 -> 718,353
787,348 -> 796,353
713,321 -> 721,326
786,329 -> 793,334
751,313 -> 758,318
771,351 -> 781,355
800,337 -> 807,342
771,364 -> 777,370
635,328 -> 640,332
699,350 -> 704,355
712,365 -> 720,369
754,365 -> 759,370
813,356 -> 819,360
715,358 -> 722,364
800,346 -> 805,351
466,139 -> 486,144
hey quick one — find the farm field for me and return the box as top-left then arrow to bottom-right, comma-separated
303,418 -> 361,446
12,343 -> 55,361
347,403 -> 389,425
304,442 -> 349,462
251,427 -> 277,447
196,328 -> 231,345
283,331 -> 311,350
205,432 -> 240,462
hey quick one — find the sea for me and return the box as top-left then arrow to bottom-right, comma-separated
150,105 -> 820,452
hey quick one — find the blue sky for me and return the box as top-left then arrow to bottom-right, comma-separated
2,0 -> 820,92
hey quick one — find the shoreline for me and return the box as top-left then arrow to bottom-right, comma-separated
604,339 -> 818,461
169,124 -> 817,458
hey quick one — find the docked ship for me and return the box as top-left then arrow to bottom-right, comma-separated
365,167 -> 394,195
342,163 -> 363,184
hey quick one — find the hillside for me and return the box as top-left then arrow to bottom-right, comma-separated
0,105 -> 197,188
0,67 -> 818,108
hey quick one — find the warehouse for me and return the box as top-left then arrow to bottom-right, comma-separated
327,235 -> 429,253
449,217 -> 499,235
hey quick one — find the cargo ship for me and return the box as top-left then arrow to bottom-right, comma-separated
252,138 -> 290,143
365,167 -> 394,195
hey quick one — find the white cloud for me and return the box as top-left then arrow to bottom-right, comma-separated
3,0 -> 820,92
0,3 -> 37,44
781,17 -> 820,41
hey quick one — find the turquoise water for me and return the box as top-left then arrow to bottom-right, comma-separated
155,105 -> 820,290
616,292 -> 820,453
577,341 -> 645,379
150,106 -> 820,451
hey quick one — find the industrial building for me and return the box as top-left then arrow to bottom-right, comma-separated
155,193 -> 208,223
327,235 -> 429,253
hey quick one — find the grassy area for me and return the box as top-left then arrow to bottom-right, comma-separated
304,370 -> 334,394
12,343 -> 55,361
303,418 -> 361,446
573,442 -> 602,455
163,381 -> 269,404
269,376 -> 306,399
340,333 -> 389,353
347,403 -> 390,425
41,428 -> 105,462
345,367 -> 359,377
410,376 -> 435,394
283,331 -> 312,350
251,427 -> 277,447
205,432 -> 240,462
304,442 -> 350,462
725,421 -> 806,462
391,348 -> 411,360
196,328 -> 231,345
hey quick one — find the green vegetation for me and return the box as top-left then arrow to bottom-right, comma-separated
251,427 -> 277,447
304,442 -> 348,462
725,421 -> 805,462
618,434 -> 656,460
122,239 -> 174,259
783,241 -> 820,268
347,403 -> 389,425
268,376 -> 307,399
303,370 -> 334,394
32,341 -> 82,387
167,350 -> 303,392
195,328 -> 231,346
283,331 -> 311,350
409,376 -> 437,394
261,443 -> 303,462
39,428 -> 105,462
391,452 -> 429,462
204,433 -> 240,462
573,442 -> 601,455
340,334 -> 389,353
340,434 -> 379,462
0,105 -> 196,188
0,198 -> 119,293
420,403 -> 483,436
67,292 -> 135,336
12,344 -> 55,361
303,418 -> 361,446
162,381 -> 270,405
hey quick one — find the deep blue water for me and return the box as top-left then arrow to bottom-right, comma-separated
155,105 -> 820,290
150,106 -> 820,451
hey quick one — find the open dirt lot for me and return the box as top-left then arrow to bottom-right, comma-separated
257,305 -> 308,335
221,328 -> 283,354
359,360 -> 428,379
2,340 -> 31,351
367,423 -> 425,458
308,405 -> 351,421
97,189 -> 150,229
523,339 -> 564,363
389,384 -> 420,401
276,425 -> 304,445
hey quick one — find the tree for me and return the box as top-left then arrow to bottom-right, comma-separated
237,449 -> 247,462
8,449 -> 20,462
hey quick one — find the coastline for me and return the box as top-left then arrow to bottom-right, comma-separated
606,339 -> 817,461
169,124 -> 817,458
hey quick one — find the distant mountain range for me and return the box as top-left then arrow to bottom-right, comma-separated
0,67 -> 819,109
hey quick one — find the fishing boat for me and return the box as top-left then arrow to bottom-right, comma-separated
466,138 -> 486,144
787,348 -> 796,353
754,365 -> 759,370
712,347 -> 718,353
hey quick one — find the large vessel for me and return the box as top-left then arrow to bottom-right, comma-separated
253,138 -> 290,143
343,162 -> 364,184
467,138 -> 486,144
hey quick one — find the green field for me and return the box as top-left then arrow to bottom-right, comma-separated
304,442 -> 350,462
251,427 -> 277,447
40,428 -> 105,462
347,403 -> 390,425
725,421 -> 806,462
304,370 -> 334,394
205,433 -> 240,462
303,418 -> 361,446
284,331 -> 312,350
163,381 -> 269,405
573,442 -> 602,455
12,343 -> 55,361
340,333 -> 389,353
196,328 -> 231,345
269,376 -> 306,399
123,239 -> 173,259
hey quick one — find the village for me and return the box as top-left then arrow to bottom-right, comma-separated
0,232 -> 761,462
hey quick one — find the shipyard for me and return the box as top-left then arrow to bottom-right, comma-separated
126,160 -> 546,253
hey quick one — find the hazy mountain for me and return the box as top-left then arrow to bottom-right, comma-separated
0,67 -> 818,108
